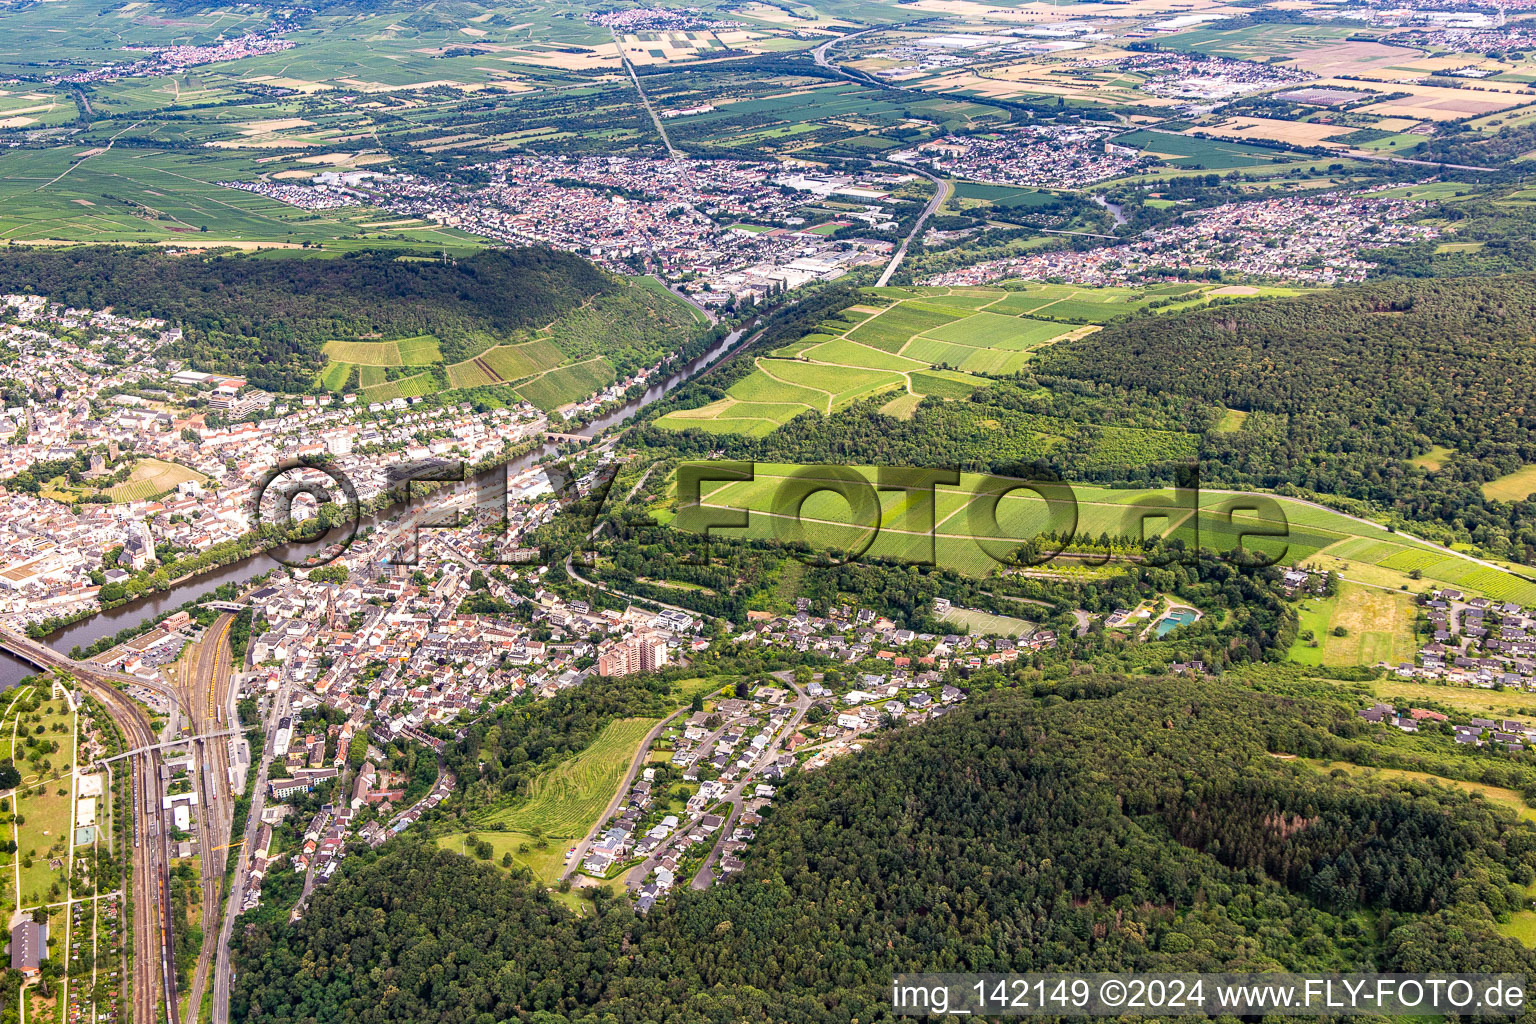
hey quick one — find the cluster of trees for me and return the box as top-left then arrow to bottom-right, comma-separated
441,675 -> 678,815
1368,199 -> 1536,278
231,674 -> 1536,1023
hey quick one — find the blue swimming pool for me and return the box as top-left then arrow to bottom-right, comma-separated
1155,609 -> 1198,637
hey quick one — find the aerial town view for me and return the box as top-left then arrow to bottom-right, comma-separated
4,0 -> 1536,1021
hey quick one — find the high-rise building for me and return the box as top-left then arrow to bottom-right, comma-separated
598,632 -> 669,677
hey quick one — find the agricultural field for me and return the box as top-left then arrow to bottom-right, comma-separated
313,278 -> 698,410
359,372 -> 441,404
0,144 -> 480,249
1110,130 -> 1295,169
654,287 -> 1081,436
477,717 -> 660,844
948,181 -> 1057,211
101,459 -> 206,503
322,336 -> 442,367
982,281 -> 1223,322
515,356 -> 617,411
664,463 -> 1536,601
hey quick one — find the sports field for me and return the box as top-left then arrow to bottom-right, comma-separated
664,463 -> 1536,601
940,606 -> 1036,638
654,287 -> 1079,437
479,717 -> 660,839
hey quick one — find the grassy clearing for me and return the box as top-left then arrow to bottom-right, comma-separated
319,361 -> 352,391
1325,677 -> 1536,726
479,717 -> 659,839
1288,582 -> 1418,667
1295,757 -> 1536,823
13,697 -> 74,912
1410,445 -> 1455,471
1483,465 -> 1536,502
1215,408 -> 1249,432
880,392 -> 925,420
435,830 -> 567,885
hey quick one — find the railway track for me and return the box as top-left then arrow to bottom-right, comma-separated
180,615 -> 235,1024
0,628 -> 178,1024
81,667 -> 177,1024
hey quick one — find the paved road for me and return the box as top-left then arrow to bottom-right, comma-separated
564,553 -> 703,619
688,680 -> 809,890
877,168 -> 950,287
623,681 -> 810,894
811,29 -> 954,287
560,709 -> 685,882
613,27 -> 677,157
1344,148 -> 1498,173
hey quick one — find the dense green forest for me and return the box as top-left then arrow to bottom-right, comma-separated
231,674 -> 1536,1023
0,246 -> 613,391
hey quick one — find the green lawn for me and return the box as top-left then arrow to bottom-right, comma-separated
1288,583 -> 1418,667
13,697 -> 75,912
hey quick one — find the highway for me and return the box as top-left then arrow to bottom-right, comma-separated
612,26 -> 678,158
809,32 -> 949,286
876,167 -> 950,288
0,628 -> 179,1024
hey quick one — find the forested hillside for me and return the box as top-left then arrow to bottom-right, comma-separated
232,675 -> 1536,1024
0,246 -> 613,391
1032,274 -> 1536,561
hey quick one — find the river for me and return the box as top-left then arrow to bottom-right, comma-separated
1094,196 -> 1129,227
0,319 -> 756,690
